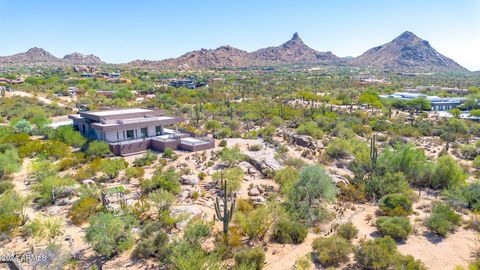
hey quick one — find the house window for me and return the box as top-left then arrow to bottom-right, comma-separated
140,127 -> 148,138
155,126 -> 163,136
82,124 -> 86,133
126,129 -> 134,139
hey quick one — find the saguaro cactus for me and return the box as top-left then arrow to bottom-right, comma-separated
370,135 -> 378,173
214,176 -> 236,245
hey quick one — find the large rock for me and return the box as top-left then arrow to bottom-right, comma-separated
248,187 -> 261,196
245,146 -> 283,176
181,174 -> 200,185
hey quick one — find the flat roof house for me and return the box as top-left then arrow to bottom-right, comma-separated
69,108 -> 214,156
380,92 -> 464,111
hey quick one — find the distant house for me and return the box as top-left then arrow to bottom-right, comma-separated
380,92 -> 464,111
69,108 -> 214,156
169,79 -> 207,89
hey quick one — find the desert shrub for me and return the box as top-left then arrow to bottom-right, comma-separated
33,176 -> 76,206
394,254 -> 428,270
376,143 -> 432,187
234,247 -> 265,270
85,213 -> 136,257
0,190 -> 28,235
49,125 -> 86,148
426,203 -> 461,236
376,216 -> 412,240
212,167 -> 244,193
218,139 -> 227,147
272,219 -> 308,244
248,144 -> 263,151
287,165 -> 337,226
125,166 -> 145,179
69,197 -> 99,225
133,150 -> 157,166
338,182 -> 368,203
85,141 -> 111,158
326,138 -> 353,159
100,158 -> 127,179
365,172 -> 410,199
0,181 -> 14,194
336,221 -> 358,241
56,152 -> 86,171
219,145 -> 244,167
460,144 -> 478,160
163,148 -> 175,159
141,168 -> 180,194
236,202 -> 283,241
236,198 -> 254,213
379,194 -> 412,216
19,140 -> 69,160
312,235 -> 352,266
431,155 -> 467,189
274,166 -> 299,195
133,221 -> 169,260
0,147 -> 20,180
474,156 -> 480,169
296,121 -> 323,139
355,236 -> 397,270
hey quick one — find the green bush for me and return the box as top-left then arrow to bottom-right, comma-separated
365,172 -> 410,199
133,150 -> 157,167
312,235 -> 352,266
296,121 -> 323,139
0,181 -> 14,194
336,222 -> 358,241
379,194 -> 412,216
326,139 -> 353,159
69,197 -> 99,225
85,141 -> 111,158
272,219 -> 308,244
85,212 -> 135,257
355,236 -> 397,270
426,203 -> 461,236
376,216 -> 412,240
432,155 -> 467,189
163,148 -> 175,158
234,247 -> 265,270
125,167 -> 145,179
141,168 -> 180,194
33,176 -> 76,206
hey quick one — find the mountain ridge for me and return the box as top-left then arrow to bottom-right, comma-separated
0,32 -> 470,72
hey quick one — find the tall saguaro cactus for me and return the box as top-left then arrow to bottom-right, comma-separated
214,175 -> 236,245
370,135 -> 378,174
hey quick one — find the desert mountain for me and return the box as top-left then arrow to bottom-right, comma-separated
251,32 -> 339,64
63,52 -> 104,64
0,47 -> 103,65
150,45 -> 256,69
351,31 -> 467,72
130,33 -> 341,69
0,47 -> 58,64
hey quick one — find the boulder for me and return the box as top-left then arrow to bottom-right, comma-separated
248,187 -> 261,196
181,174 -> 200,185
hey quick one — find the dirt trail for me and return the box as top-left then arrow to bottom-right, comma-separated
264,232 -> 318,270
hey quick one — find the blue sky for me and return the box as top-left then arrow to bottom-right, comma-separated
1,0 -> 479,70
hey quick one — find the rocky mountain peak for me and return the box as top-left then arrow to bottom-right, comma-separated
63,52 -> 103,64
25,47 -> 55,58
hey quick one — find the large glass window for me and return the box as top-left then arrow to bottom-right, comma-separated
156,126 -> 163,136
126,129 -> 134,139
140,127 -> 148,138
